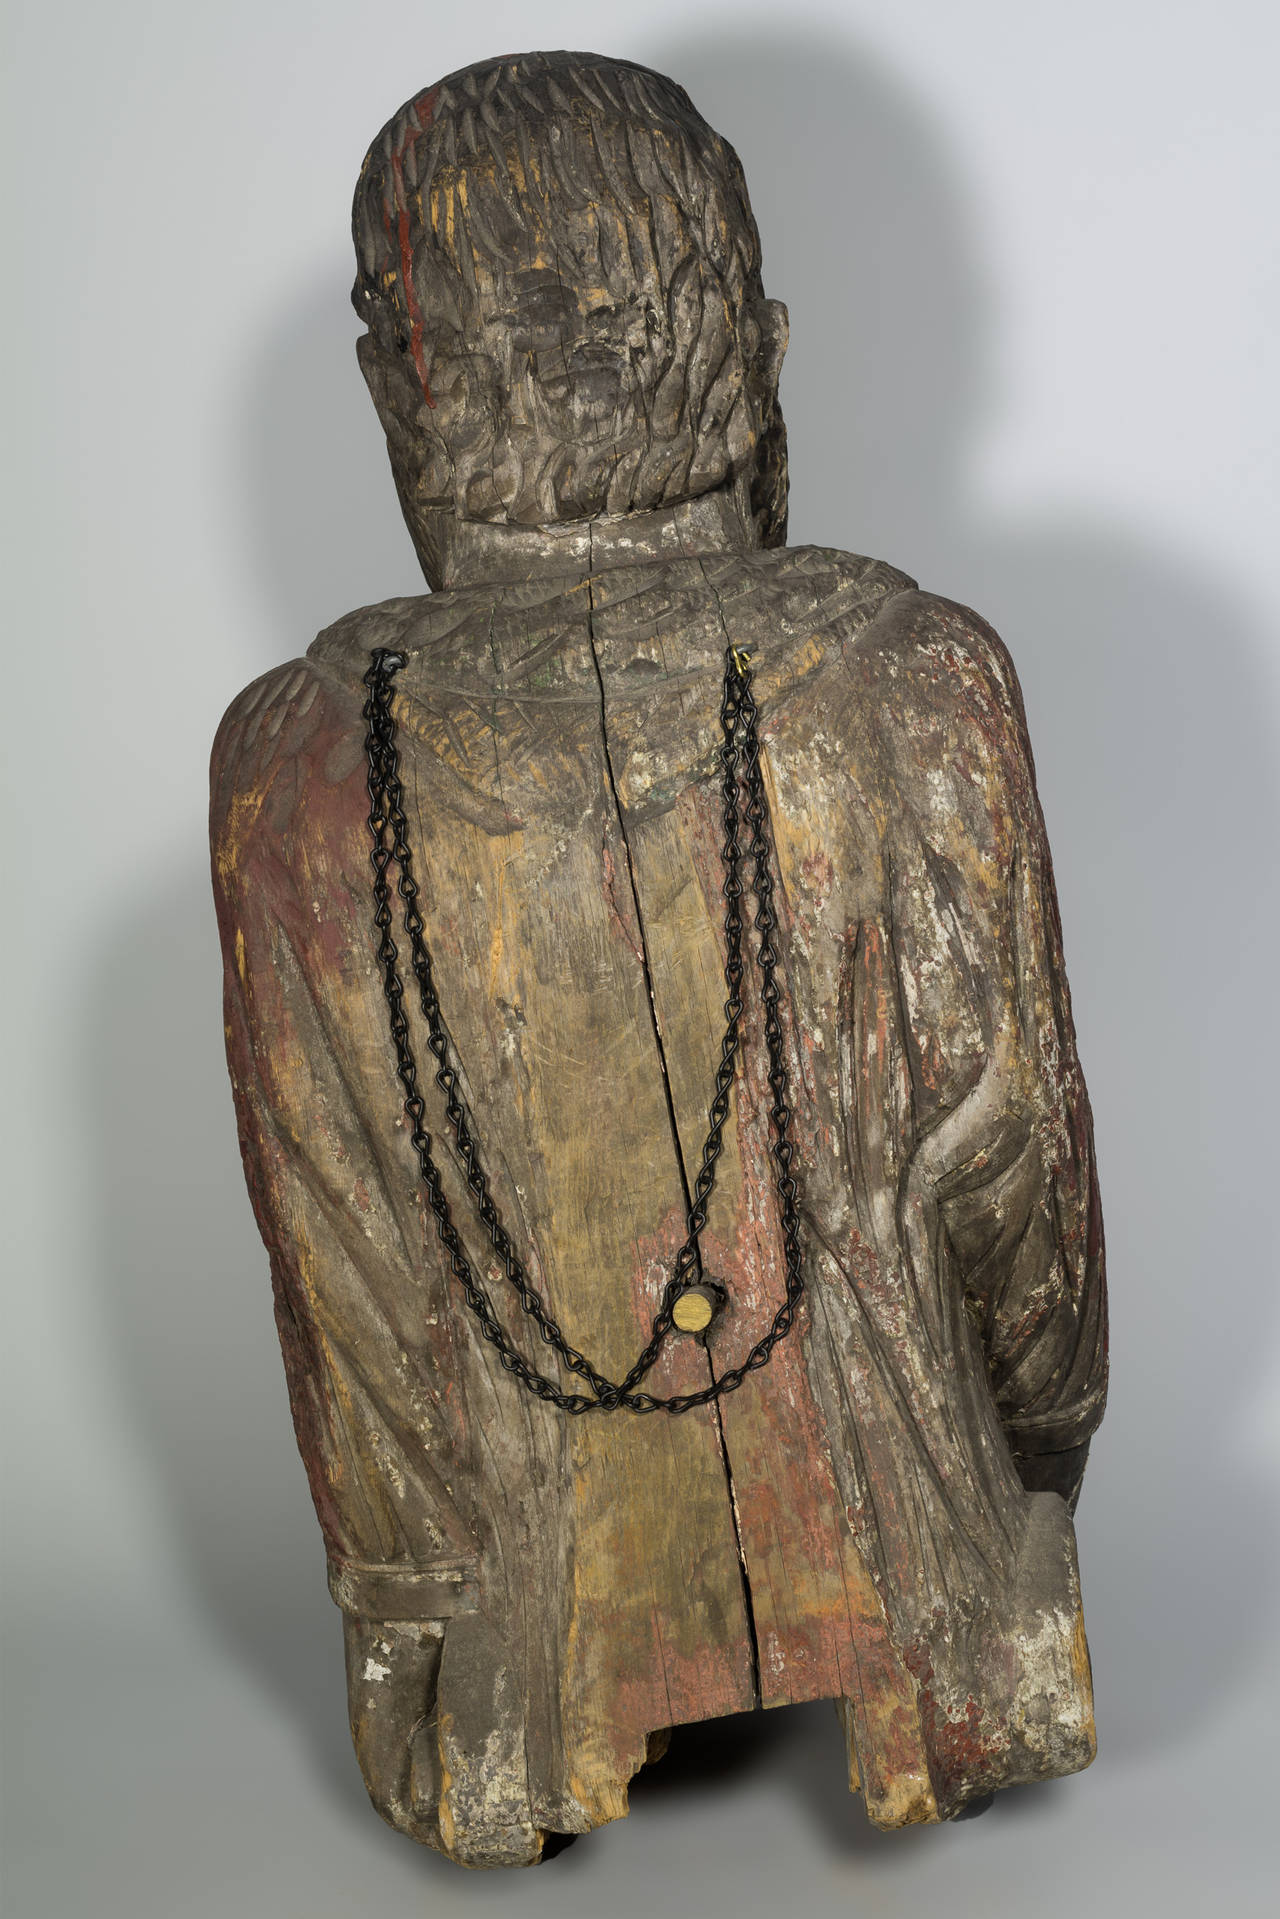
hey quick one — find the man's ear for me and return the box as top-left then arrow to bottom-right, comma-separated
757,298 -> 789,394
357,330 -> 420,452
358,325 -> 498,462
356,327 -> 457,524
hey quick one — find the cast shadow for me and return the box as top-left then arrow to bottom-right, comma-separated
84,865 -> 367,1816
83,24 -> 1278,1853
659,27 -> 1280,1776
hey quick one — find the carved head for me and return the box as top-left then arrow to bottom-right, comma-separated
353,52 -> 789,581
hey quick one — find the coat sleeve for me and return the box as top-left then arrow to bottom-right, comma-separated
862,591 -> 1108,1510
209,658 -> 483,1618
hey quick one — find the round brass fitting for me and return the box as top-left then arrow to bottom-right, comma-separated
671,1281 -> 726,1334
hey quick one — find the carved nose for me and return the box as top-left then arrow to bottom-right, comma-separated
582,296 -> 648,356
562,342 -> 626,412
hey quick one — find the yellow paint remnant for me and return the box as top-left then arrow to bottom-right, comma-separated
870,1767 -> 939,1828
436,1725 -> 455,1854
1070,1609 -> 1098,1763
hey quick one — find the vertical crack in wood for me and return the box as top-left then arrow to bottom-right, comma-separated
584,524 -> 762,1710
702,1363 -> 763,1711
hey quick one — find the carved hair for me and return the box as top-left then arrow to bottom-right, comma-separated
352,52 -> 787,543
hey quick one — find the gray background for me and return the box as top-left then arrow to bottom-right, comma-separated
5,2 -> 1278,1913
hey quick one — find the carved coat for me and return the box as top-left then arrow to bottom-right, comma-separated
211,510 -> 1106,1857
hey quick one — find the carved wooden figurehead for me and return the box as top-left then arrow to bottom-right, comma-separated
211,50 -> 1107,1868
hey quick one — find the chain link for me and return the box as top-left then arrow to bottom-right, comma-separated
362,641 -> 804,1414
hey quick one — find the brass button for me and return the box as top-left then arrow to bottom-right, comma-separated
672,1285 -> 718,1334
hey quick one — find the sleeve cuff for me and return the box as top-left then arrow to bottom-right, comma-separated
327,1555 -> 481,1620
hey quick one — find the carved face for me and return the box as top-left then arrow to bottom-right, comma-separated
467,244 -> 668,445
359,153 -> 780,532
354,67 -> 788,559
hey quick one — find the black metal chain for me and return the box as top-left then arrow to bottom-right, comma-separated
362,642 -> 804,1414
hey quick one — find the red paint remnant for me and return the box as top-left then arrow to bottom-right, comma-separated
353,1176 -> 372,1213
800,846 -> 834,911
930,1694 -> 988,1774
903,1639 -> 1006,1804
391,164 -> 435,409
600,834 -> 644,966
916,1028 -> 946,1094
387,88 -> 441,410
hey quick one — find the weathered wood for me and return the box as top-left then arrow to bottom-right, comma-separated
211,51 -> 1106,1867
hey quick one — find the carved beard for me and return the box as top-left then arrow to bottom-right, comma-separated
362,155 -> 769,533
354,94 -> 785,538
405,279 -> 758,526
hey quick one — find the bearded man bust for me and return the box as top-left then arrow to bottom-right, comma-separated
210,50 -> 1107,1869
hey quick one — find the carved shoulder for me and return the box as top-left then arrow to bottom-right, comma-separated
855,586 -> 1034,745
307,594 -> 432,674
209,655 -> 368,894
212,659 -> 308,829
736,543 -> 917,648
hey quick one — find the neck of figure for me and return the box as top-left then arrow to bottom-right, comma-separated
422,476 -> 762,591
